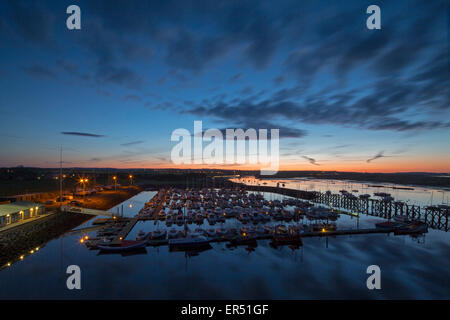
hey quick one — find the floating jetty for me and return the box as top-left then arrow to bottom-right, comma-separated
82,187 -> 430,251
143,227 -> 396,247
215,179 -> 448,231
110,217 -> 139,245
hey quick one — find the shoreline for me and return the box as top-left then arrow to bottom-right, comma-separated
0,186 -> 142,269
247,176 -> 450,190
253,172 -> 450,191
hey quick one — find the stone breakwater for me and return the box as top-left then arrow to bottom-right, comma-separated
0,187 -> 143,268
0,212 -> 92,267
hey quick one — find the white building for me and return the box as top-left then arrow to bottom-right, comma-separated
0,201 -> 45,227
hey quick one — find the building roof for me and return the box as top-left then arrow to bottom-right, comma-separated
0,201 -> 44,217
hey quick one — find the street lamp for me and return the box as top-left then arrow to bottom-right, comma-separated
129,174 -> 133,185
80,178 -> 89,201
113,176 -> 117,191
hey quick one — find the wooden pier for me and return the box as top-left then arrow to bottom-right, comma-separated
61,206 -> 115,217
313,192 -> 448,231
144,227 -> 397,247
217,178 -> 449,232
111,217 -> 139,245
87,188 -> 431,250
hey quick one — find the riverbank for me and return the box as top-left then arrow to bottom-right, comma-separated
77,186 -> 142,210
256,171 -> 450,189
0,186 -> 142,269
0,212 -> 89,268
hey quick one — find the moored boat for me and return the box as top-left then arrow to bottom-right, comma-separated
206,228 -> 216,237
375,221 -> 404,229
394,221 -> 428,235
216,228 -> 228,237
149,229 -> 167,240
98,240 -> 147,252
136,230 -> 147,241
272,235 -> 303,245
169,235 -> 210,249
168,228 -> 182,239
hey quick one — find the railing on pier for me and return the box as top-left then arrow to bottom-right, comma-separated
218,178 -> 449,232
313,192 -> 449,231
60,206 -> 115,217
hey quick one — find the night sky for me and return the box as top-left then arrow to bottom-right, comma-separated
0,0 -> 448,172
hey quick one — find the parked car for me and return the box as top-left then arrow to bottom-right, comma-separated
69,200 -> 82,206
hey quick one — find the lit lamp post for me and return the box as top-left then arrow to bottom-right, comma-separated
113,176 -> 117,191
129,174 -> 133,186
84,179 -> 88,201
80,178 -> 88,201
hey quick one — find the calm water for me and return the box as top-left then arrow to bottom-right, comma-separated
0,190 -> 449,299
231,177 -> 450,207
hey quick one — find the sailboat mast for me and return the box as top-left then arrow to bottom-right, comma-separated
59,146 -> 63,207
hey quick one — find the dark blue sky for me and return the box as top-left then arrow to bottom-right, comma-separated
0,0 -> 448,172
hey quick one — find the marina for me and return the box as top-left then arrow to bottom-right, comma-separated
1,0 -> 449,304
227,177 -> 449,231
80,187 -> 432,252
0,187 -> 449,299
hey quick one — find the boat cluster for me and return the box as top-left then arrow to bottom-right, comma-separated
373,192 -> 395,202
80,188 -> 429,253
83,218 -> 129,249
136,220 -> 334,241
138,188 -> 340,226
375,215 -> 428,235
335,190 -> 395,202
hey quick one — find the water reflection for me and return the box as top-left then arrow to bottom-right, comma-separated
231,177 -> 449,207
96,247 -> 148,257
0,190 -> 448,299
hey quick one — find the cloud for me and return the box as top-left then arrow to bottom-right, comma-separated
185,102 -> 308,139
6,0 -> 54,45
56,60 -> 78,74
124,94 -> 141,102
185,69 -> 449,135
302,156 -> 320,166
367,151 -> 385,163
99,66 -> 143,89
164,30 -> 232,71
273,75 -> 285,85
121,141 -> 145,147
229,73 -> 244,82
61,132 -> 105,138
239,86 -> 253,95
22,64 -> 56,78
3,0 -> 449,144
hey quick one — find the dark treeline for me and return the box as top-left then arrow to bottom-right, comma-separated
0,167 -> 448,196
256,171 -> 450,188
